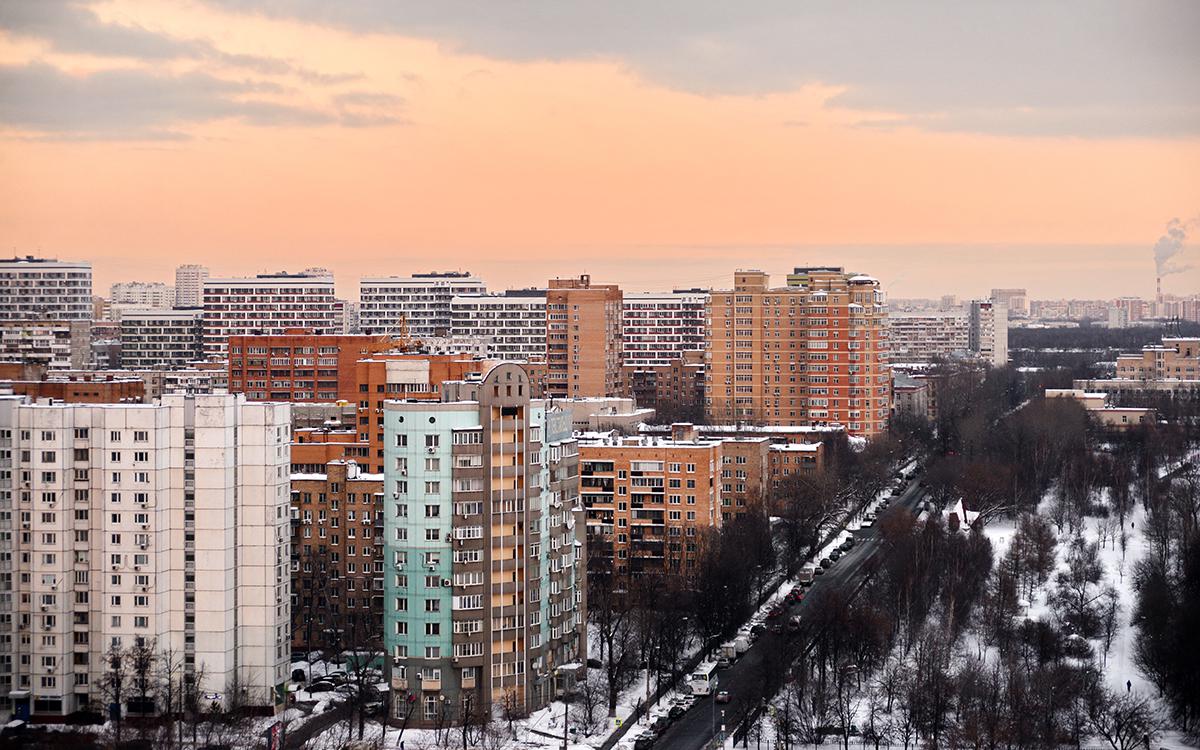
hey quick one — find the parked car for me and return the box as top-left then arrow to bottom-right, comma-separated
814,566 -> 826,576
861,517 -> 875,528
715,690 -> 731,704
633,732 -> 656,750
291,668 -> 307,683
820,556 -> 833,568
787,615 -> 802,633
829,549 -> 843,562
307,681 -> 334,693
840,537 -> 856,550
716,656 -> 732,669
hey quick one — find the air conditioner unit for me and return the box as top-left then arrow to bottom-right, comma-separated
441,578 -> 452,587
111,565 -> 119,571
139,544 -> 146,550
140,524 -> 149,530
392,492 -> 400,499
445,533 -> 452,542
50,584 -> 57,590
39,605 -> 46,612
133,566 -> 141,571
21,522 -> 29,529
46,666 -> 54,673
140,586 -> 148,592
393,563 -> 404,571
43,624 -> 51,630
399,469 -> 407,477
426,562 -> 436,570
426,447 -> 437,455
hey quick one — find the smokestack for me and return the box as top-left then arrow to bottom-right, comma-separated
1158,276 -> 1163,303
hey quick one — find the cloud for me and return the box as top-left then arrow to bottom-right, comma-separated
0,1 -> 361,85
0,62 -> 341,139
200,0 -> 1200,137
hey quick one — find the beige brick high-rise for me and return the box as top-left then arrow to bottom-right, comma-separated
705,268 -> 890,437
545,276 -> 623,398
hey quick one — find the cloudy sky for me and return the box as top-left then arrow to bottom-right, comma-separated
1,1 -> 1198,299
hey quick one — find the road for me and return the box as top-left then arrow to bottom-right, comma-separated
651,474 -> 929,750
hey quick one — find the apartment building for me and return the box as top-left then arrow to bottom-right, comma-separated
0,321 -> 92,371
174,265 -> 209,308
967,300 -> 1008,366
622,291 -> 708,367
888,311 -> 970,362
359,273 -> 487,339
226,330 -> 399,402
383,363 -> 585,725
546,276 -> 623,399
292,427 -> 370,473
118,308 -> 204,368
201,272 -> 340,356
705,269 -> 891,437
0,257 -> 93,322
290,460 -> 384,652
0,393 -> 291,720
449,290 -> 548,362
578,434 -> 721,575
626,351 -> 705,417
109,282 -> 175,310
989,288 -> 1027,317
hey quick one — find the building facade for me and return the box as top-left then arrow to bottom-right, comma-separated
449,290 -> 547,362
360,273 -> 487,339
967,300 -> 1009,366
118,309 -> 204,368
382,363 -> 585,726
0,258 -> 93,322
174,265 -> 209,308
201,272 -> 340,357
622,291 -> 708,367
546,276 -> 623,399
579,435 -> 722,576
888,311 -> 970,362
989,288 -> 1027,317
109,282 -> 175,310
1114,337 -> 1200,381
226,330 -> 398,403
0,321 -> 92,371
0,393 -> 291,720
705,269 -> 891,437
290,460 -> 384,652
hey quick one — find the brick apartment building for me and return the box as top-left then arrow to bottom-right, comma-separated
545,276 -> 623,398
226,330 -> 399,402
579,434 -> 722,576
705,268 -> 890,437
290,460 -> 385,652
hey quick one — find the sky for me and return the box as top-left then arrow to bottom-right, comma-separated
1,1 -> 1198,301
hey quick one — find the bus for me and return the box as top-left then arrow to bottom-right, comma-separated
688,661 -> 719,696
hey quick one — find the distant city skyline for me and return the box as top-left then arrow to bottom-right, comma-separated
17,242 -> 1197,305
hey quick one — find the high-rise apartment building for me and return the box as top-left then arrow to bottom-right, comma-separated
967,300 -> 1008,366
359,273 -> 487,339
989,288 -> 1027,317
888,311 -> 970,362
109,282 -> 175,310
0,393 -> 291,719
705,269 -> 890,437
201,272 -> 340,356
382,363 -> 585,725
450,290 -> 548,362
118,308 -> 204,368
546,276 -> 623,399
578,434 -> 722,576
174,265 -> 209,308
0,257 -> 93,321
622,291 -> 708,367
290,460 -> 384,652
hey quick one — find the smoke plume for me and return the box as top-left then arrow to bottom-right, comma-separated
1153,217 -> 1196,277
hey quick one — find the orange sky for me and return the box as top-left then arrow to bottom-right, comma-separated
1,1 -> 1198,299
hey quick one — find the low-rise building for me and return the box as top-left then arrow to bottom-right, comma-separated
0,321 -> 91,371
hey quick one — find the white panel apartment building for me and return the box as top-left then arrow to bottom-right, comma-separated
968,300 -> 1009,366
201,272 -> 340,357
450,290 -> 547,362
360,273 -> 486,339
887,311 -> 970,363
174,265 -> 210,309
0,394 -> 291,719
109,282 -> 175,310
0,257 -> 93,322
622,291 -> 708,367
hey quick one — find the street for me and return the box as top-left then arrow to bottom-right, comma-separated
650,475 -> 929,750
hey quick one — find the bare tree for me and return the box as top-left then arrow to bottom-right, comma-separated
1087,687 -> 1161,750
99,643 -> 129,745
